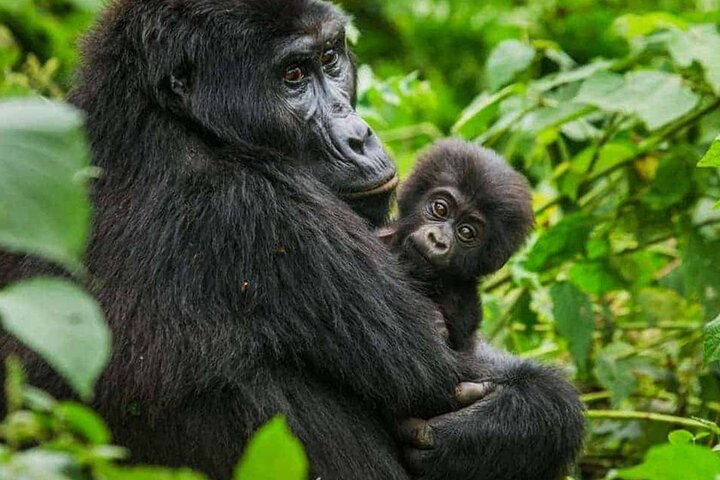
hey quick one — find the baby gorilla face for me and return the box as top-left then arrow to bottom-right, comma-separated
404,186 -> 485,276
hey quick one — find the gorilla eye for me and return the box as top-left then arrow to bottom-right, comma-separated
321,48 -> 339,67
284,65 -> 306,84
457,225 -> 477,242
430,200 -> 449,219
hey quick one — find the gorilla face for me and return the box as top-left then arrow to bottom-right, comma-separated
152,0 -> 397,224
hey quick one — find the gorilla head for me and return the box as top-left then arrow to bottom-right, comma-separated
83,0 -> 396,225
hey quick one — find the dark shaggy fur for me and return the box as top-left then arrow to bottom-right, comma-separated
0,1 -> 584,479
385,140 -> 534,351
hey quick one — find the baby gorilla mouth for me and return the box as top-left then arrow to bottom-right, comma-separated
338,175 -> 399,200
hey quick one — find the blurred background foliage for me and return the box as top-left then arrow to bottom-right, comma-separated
2,0 -> 720,478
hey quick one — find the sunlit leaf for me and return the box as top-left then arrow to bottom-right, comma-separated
0,450 -> 77,480
667,25 -> 720,95
0,100 -> 91,270
619,443 -> 720,480
55,402 -> 111,444
235,416 -> 308,480
613,12 -> 687,40
98,466 -> 208,480
576,71 -> 699,130
668,430 -> 695,445
0,278 -> 109,400
699,135 -> 720,168
485,40 -> 536,92
704,315 -> 720,364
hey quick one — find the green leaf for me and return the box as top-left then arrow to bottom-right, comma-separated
668,430 -> 695,445
682,233 -> 720,311
576,71 -> 699,130
0,100 -> 92,270
525,214 -> 594,272
0,278 -> 110,400
452,84 -> 522,138
0,450 -> 77,480
55,402 -> 111,444
593,344 -> 639,406
64,0 -> 105,12
569,261 -> 623,296
529,60 -> 613,94
642,153 -> 693,210
235,416 -> 309,480
704,315 -> 720,364
551,282 -> 594,373
98,466 -> 208,480
619,443 -> 720,480
485,40 -> 536,92
699,136 -> 720,168
667,25 -> 720,95
613,12 -> 687,40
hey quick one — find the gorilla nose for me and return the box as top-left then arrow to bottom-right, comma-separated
427,229 -> 449,254
339,113 -> 375,156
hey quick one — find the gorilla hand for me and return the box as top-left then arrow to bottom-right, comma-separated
399,382 -> 496,476
399,358 -> 584,480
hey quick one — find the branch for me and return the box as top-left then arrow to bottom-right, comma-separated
586,409 -> 720,434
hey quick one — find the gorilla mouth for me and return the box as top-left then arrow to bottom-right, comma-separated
339,175 -> 399,200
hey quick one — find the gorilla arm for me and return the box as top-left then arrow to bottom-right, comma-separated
400,340 -> 585,480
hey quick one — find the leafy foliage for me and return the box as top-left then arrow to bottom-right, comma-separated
1,1 -> 720,479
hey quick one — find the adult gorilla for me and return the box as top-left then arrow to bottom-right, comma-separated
0,0 -> 584,479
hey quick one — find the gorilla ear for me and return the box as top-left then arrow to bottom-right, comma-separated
169,73 -> 189,97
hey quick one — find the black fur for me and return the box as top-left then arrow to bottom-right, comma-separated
383,140 -> 534,351
0,1 -> 584,479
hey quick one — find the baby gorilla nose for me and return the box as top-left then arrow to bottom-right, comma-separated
426,227 -> 450,255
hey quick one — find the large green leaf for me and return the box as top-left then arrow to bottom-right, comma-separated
619,443 -> 720,480
0,100 -> 92,270
551,282 -> 594,373
0,278 -> 110,401
484,40 -> 536,92
235,416 -> 308,480
704,315 -> 720,364
576,71 -> 699,130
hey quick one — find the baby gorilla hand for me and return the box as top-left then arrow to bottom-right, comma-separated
399,382 -> 497,477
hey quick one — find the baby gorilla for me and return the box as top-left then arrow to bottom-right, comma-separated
380,140 -> 534,351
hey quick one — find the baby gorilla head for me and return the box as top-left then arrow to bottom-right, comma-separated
389,139 -> 534,283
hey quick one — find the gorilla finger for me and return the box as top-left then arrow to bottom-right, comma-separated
398,418 -> 435,449
455,381 -> 496,407
402,447 -> 433,476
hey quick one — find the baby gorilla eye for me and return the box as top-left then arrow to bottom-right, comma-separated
430,199 -> 449,219
321,48 -> 339,67
284,65 -> 305,83
457,224 -> 477,242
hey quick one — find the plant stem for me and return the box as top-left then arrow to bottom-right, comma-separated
586,409 -> 720,434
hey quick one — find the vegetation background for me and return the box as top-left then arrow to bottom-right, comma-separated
1,0 -> 720,479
